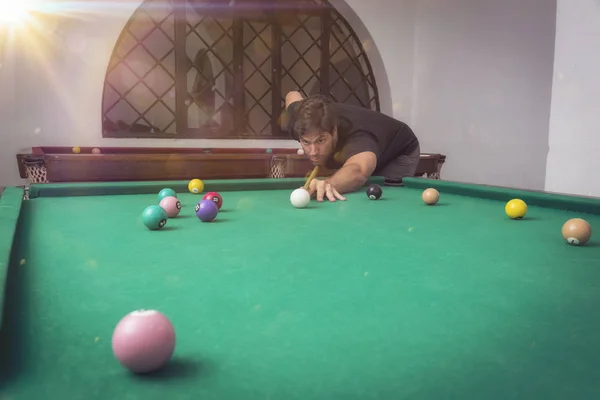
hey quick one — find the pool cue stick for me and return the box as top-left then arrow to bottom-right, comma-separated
303,166 -> 320,191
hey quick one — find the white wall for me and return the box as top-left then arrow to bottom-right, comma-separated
0,2 -> 294,186
411,0 -> 557,190
0,0 -> 392,187
0,38 -> 19,189
3,0 -> 600,198
545,0 -> 600,197
338,0 -> 415,120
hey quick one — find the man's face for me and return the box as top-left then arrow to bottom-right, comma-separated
299,130 -> 337,165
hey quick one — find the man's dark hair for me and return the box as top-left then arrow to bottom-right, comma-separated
289,94 -> 338,141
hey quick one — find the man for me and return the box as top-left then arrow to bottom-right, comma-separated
285,91 -> 420,202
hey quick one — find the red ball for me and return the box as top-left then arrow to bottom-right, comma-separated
203,191 -> 223,210
112,309 -> 176,374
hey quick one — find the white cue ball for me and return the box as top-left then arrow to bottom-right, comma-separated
290,188 -> 310,208
297,148 -> 304,155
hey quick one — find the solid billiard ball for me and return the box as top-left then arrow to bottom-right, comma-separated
422,188 -> 439,205
112,309 -> 176,374
290,188 -> 310,208
159,196 -> 182,218
203,191 -> 223,210
561,218 -> 592,246
72,146 -> 81,154
505,198 -> 527,219
195,199 -> 218,222
333,151 -> 344,163
158,188 -> 177,202
366,184 -> 382,200
188,179 -> 204,194
142,205 -> 168,230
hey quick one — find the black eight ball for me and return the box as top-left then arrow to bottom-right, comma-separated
366,184 -> 382,200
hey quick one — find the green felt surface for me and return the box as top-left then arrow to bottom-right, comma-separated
403,177 -> 600,214
27,177 -> 383,199
27,178 -> 313,198
2,179 -> 600,399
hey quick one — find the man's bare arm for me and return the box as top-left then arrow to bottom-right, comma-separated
285,91 -> 304,109
325,151 -> 377,193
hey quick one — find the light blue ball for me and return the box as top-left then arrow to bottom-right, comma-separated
158,188 -> 177,202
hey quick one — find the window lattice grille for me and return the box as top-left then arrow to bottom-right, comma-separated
101,0 -> 379,139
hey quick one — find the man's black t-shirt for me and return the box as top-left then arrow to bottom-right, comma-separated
287,101 -> 419,171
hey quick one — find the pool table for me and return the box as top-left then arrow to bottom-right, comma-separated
1,177 -> 600,399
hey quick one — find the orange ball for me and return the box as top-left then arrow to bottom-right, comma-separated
422,188 -> 439,205
561,218 -> 592,246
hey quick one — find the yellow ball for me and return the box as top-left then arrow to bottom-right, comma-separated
333,151 -> 345,163
505,198 -> 527,219
72,146 -> 81,154
188,179 -> 204,194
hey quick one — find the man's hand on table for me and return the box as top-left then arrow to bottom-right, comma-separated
307,179 -> 346,202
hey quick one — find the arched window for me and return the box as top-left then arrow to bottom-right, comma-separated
101,0 -> 379,139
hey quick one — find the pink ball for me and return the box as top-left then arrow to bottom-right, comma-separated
111,309 -> 176,374
159,196 -> 181,218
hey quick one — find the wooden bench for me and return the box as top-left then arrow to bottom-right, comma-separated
16,146 -> 446,183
